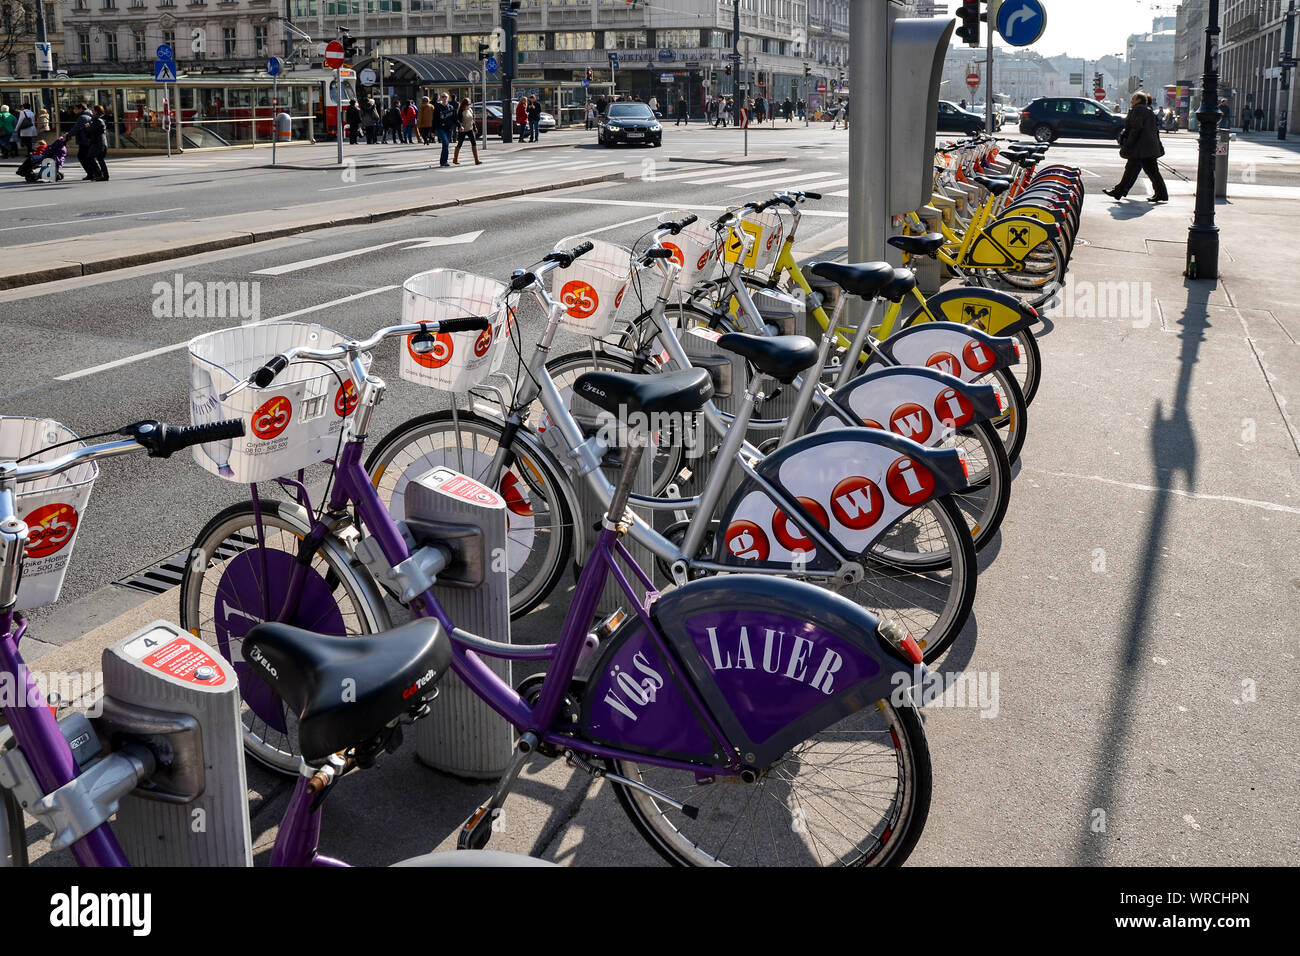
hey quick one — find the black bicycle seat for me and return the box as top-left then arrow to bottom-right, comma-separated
244,618 -> 451,763
718,332 -> 819,384
880,269 -> 918,303
974,175 -> 1013,196
808,260 -> 896,300
574,367 -> 714,416
888,233 -> 946,256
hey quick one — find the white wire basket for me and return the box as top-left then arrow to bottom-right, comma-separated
723,207 -> 786,276
658,210 -> 722,292
400,269 -> 513,391
0,416 -> 99,610
188,322 -> 368,484
549,236 -> 633,338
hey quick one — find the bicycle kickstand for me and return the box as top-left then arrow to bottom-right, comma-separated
457,731 -> 539,850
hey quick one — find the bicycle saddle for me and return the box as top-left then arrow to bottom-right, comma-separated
243,618 -> 451,763
887,233 -> 946,256
808,260 -> 895,300
718,332 -> 819,384
880,269 -> 918,303
974,175 -> 1013,196
574,367 -> 714,416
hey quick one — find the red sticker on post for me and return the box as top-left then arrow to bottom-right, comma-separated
142,638 -> 228,686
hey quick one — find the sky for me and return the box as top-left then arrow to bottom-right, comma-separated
929,0 -> 1179,60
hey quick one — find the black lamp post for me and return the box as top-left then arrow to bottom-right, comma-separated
1187,0 -> 1222,279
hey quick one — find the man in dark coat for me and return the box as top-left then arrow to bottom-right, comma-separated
1104,92 -> 1168,203
345,100 -> 361,145
71,102 -> 98,180
676,95 -> 688,126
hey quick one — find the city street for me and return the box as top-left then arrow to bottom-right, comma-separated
3,117 -> 1297,869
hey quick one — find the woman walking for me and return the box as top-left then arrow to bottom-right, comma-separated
1104,92 -> 1169,203
453,98 -> 481,165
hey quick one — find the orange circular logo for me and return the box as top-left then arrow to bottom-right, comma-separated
561,280 -> 600,319
772,497 -> 829,553
925,351 -> 961,376
934,387 -> 974,428
251,395 -> 292,440
963,340 -> 997,373
409,331 -> 454,369
885,457 -> 936,507
889,402 -> 934,443
663,242 -> 685,267
473,326 -> 494,358
829,476 -> 884,530
24,502 -> 79,559
725,520 -> 769,561
334,380 -> 358,418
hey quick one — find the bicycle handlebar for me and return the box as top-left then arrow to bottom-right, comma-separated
658,214 -> 697,235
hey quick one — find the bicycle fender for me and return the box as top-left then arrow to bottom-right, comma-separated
966,215 -> 1055,266
714,428 -> 967,572
807,366 -> 1002,438
907,287 -> 1041,338
867,322 -> 1020,382
583,576 -> 912,770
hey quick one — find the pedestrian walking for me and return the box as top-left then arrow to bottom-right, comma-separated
527,94 -> 541,143
70,102 -> 96,178
1104,92 -> 1168,203
830,98 -> 845,129
1254,107 -> 1265,131
0,105 -> 15,159
382,103 -> 400,144
797,98 -> 805,121
783,97 -> 793,122
676,95 -> 688,126
648,95 -> 659,114
417,96 -> 434,144
84,105 -> 110,181
435,92 -> 455,166
36,108 -> 50,136
515,97 -> 529,138
586,100 -> 597,130
14,101 -> 38,155
453,98 -> 482,165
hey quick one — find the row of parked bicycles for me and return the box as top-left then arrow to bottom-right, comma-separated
0,137 -> 1083,867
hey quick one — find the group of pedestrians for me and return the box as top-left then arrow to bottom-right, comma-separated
3,99 -> 109,183
344,93 -> 481,165
513,95 -> 543,142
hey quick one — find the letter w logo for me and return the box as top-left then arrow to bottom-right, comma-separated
892,410 -> 927,438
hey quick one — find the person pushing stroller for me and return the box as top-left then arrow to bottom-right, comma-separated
14,136 -> 66,182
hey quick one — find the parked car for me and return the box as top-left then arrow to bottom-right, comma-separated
936,100 -> 986,135
1001,105 -> 1021,127
472,101 -> 556,135
598,102 -> 663,147
1019,96 -> 1125,143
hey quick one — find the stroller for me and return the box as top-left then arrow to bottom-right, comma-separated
15,136 -> 66,182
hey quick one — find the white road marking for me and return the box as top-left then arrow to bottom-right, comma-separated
726,170 -> 845,190
319,174 -> 423,191
648,164 -> 762,182
251,231 -> 482,276
55,285 -> 401,382
507,195 -> 848,218
685,167 -> 801,185
2,202 -> 58,211
827,189 -> 849,197
780,177 -> 849,191
566,160 -> 628,170
0,206 -> 185,232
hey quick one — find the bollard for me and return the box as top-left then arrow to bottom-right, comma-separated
402,468 -> 513,779
1214,129 -> 1230,198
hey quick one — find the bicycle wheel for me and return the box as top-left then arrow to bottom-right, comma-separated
178,499 -> 389,775
611,699 -> 931,867
1,785 -> 26,867
944,419 -> 1012,555
543,350 -> 686,497
366,410 -> 574,620
989,234 -> 1068,298
1013,328 -> 1042,406
984,368 -> 1028,465
851,494 -> 977,661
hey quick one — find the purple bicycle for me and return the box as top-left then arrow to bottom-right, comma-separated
174,246 -> 937,866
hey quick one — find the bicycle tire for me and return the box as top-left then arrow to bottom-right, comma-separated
610,698 -> 931,867
1,784 -> 26,867
365,409 -> 575,620
178,499 -> 390,775
986,368 -> 1028,465
947,419 -> 1012,555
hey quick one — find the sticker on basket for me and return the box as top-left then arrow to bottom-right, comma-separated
473,326 -> 494,358
696,249 -> 712,271
614,285 -> 627,310
23,502 -> 78,559
688,326 -> 721,343
134,636 -> 228,687
408,331 -> 455,369
334,380 -> 358,418
663,242 -> 685,268
251,395 -> 292,441
561,279 -> 600,320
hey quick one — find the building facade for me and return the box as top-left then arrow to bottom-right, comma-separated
2,2 -> 65,76
1125,16 -> 1177,99
1218,0 -> 1295,133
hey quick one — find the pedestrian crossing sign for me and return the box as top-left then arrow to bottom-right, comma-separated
154,59 -> 177,83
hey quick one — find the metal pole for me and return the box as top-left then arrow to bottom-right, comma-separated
271,76 -> 277,166
849,0 -> 889,305
336,66 -> 343,164
733,0 -> 741,126
986,16 -> 994,133
482,67 -> 488,149
744,37 -> 751,155
1187,0 -> 1221,279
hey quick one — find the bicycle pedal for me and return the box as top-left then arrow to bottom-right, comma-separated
458,802 -> 497,851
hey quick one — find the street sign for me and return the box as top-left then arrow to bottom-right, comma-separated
608,52 -> 619,66
1069,72 -> 1083,85
156,43 -> 173,61
581,77 -> 590,88
154,59 -> 177,83
816,82 -> 827,92
996,0 -> 1047,48
359,68 -> 377,86
324,40 -> 345,69
486,56 -> 498,75
34,42 -> 53,72
266,56 -> 282,77
1094,89 -> 1106,101
659,72 -> 675,83
967,72 -> 981,90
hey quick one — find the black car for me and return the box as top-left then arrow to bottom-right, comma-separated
936,100 -> 986,135
1019,96 -> 1125,143
598,103 -> 663,147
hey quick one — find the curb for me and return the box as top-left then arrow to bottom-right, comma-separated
261,138 -> 580,170
0,170 -> 623,291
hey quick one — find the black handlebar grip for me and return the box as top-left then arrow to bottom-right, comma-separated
251,354 -> 289,388
644,247 -> 674,260
438,316 -> 492,333
670,213 -> 698,235
802,191 -> 822,200
714,211 -> 735,226
128,419 -> 246,458
508,271 -> 537,293
568,240 -> 594,261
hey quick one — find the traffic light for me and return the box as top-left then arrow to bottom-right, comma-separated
725,63 -> 732,75
340,31 -> 358,60
1094,72 -> 1103,90
586,68 -> 593,82
477,43 -> 490,61
956,0 -> 981,48
803,63 -> 811,78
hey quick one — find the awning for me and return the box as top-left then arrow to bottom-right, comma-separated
353,55 -> 486,85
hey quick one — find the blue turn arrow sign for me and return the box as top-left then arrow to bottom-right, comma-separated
996,0 -> 1047,48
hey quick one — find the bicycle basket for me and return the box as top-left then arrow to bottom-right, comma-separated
188,322 -> 369,484
658,210 -> 721,292
549,236 -> 633,338
399,269 -> 512,391
722,208 -> 785,275
0,417 -> 99,611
